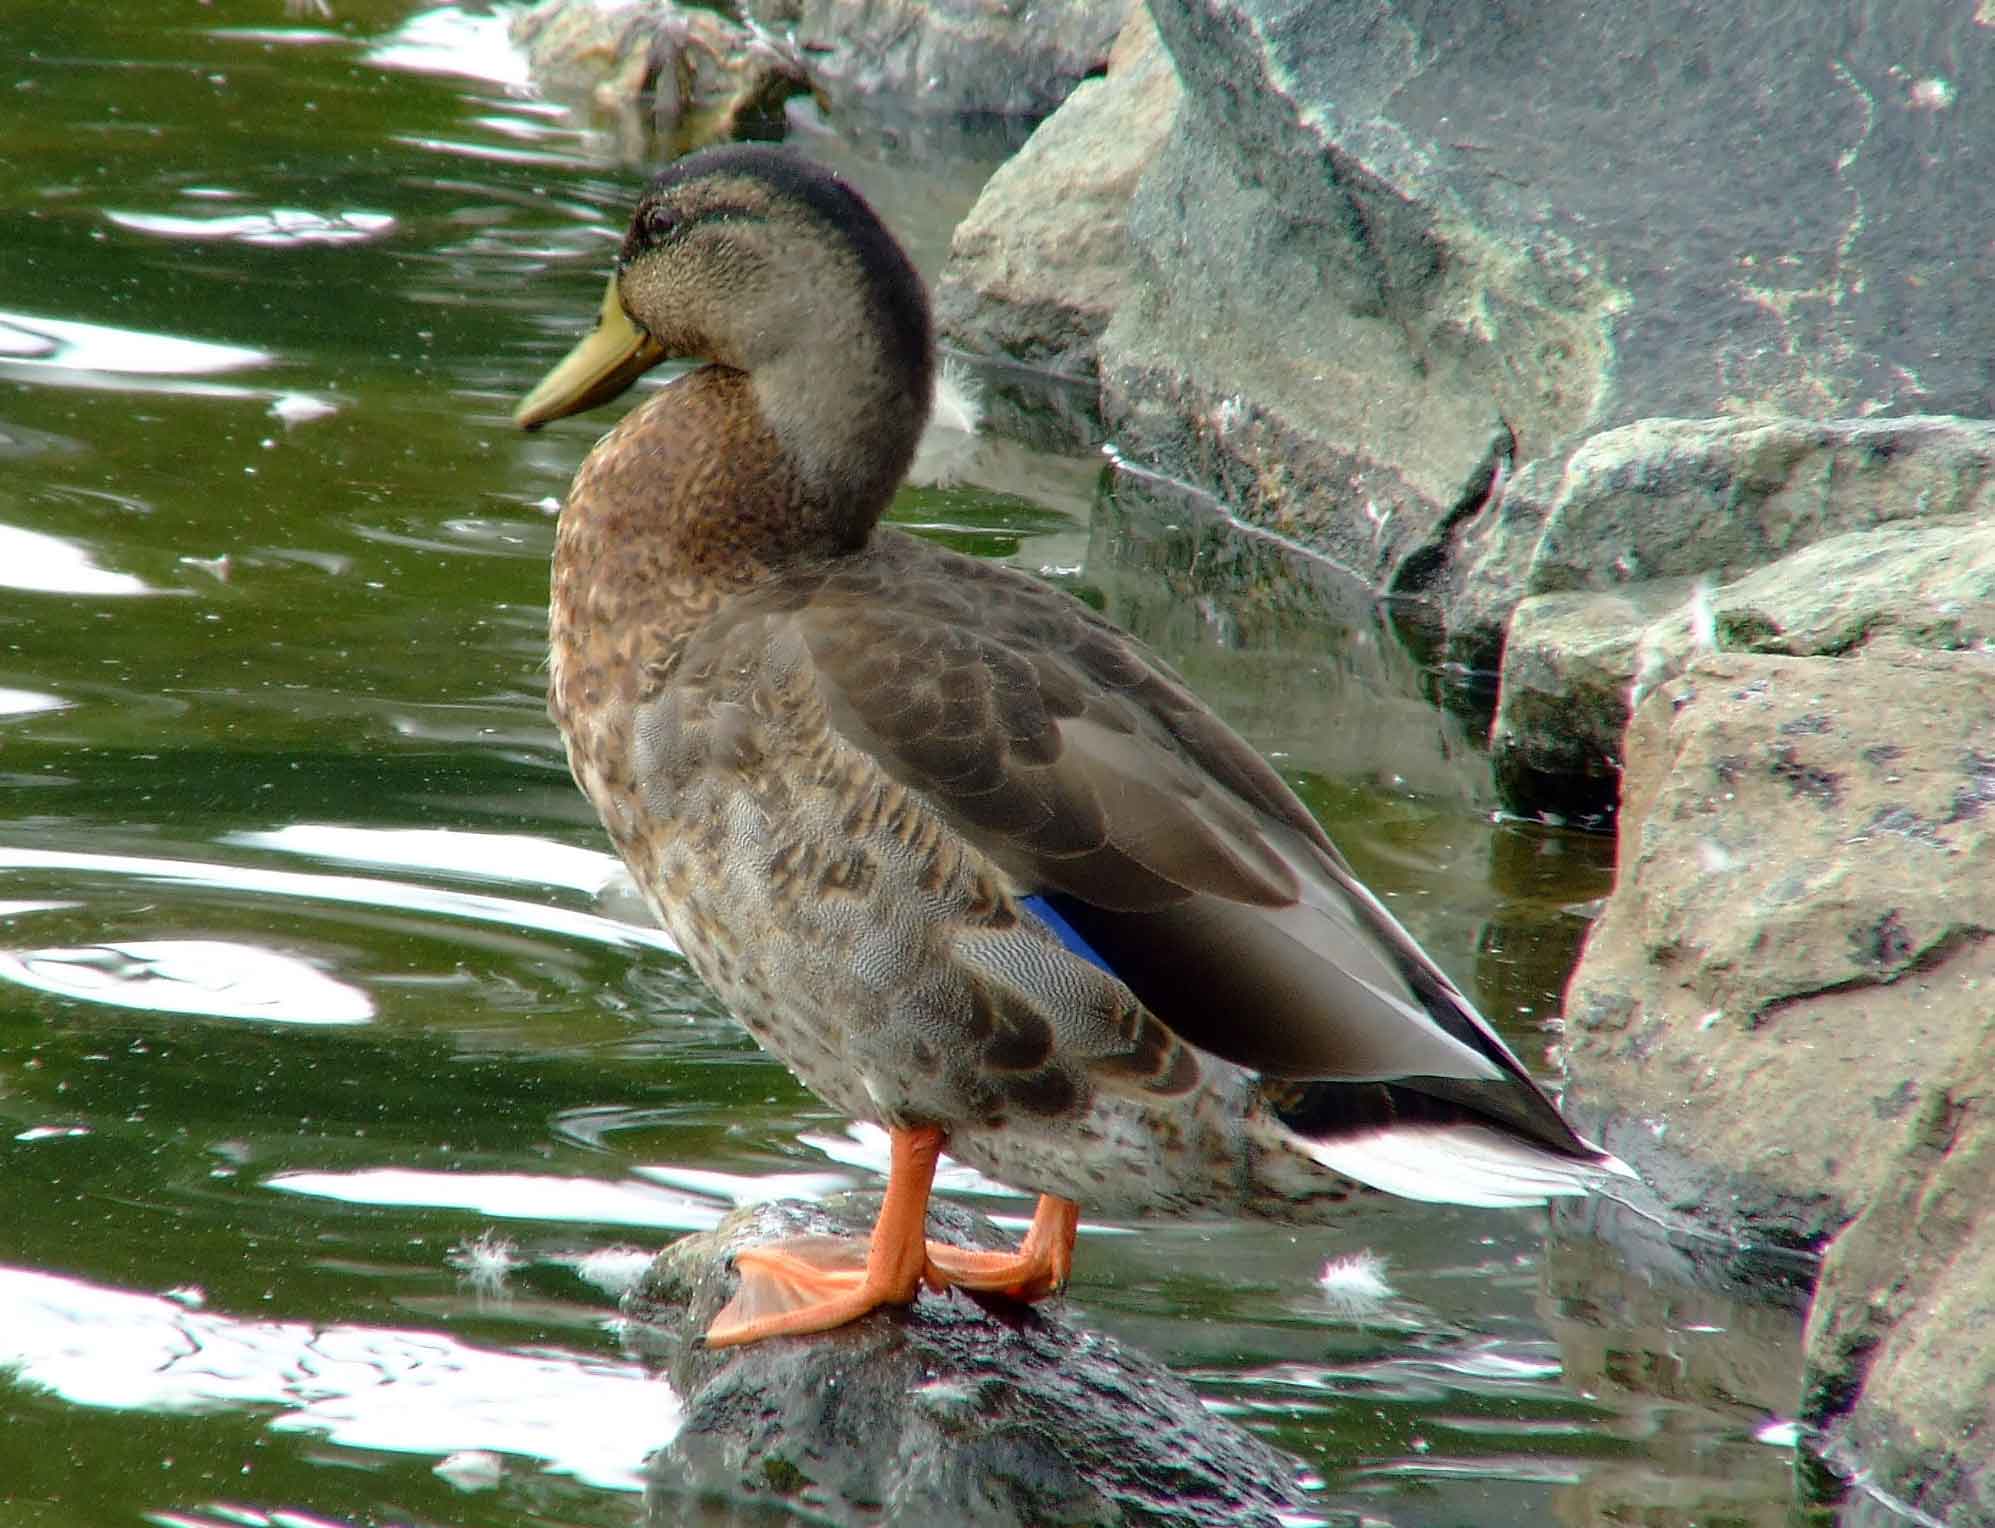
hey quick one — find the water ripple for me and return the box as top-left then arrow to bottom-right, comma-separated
364,6 -> 536,91
0,938 -> 373,1025
0,310 -> 267,376
0,845 -> 680,957
104,207 -> 397,248
0,1264 -> 671,1491
267,1167 -> 722,1232
0,523 -> 159,597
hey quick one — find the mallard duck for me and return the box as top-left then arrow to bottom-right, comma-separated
516,145 -> 1629,1347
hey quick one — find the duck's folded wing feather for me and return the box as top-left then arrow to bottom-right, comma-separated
788,547 -> 1575,1120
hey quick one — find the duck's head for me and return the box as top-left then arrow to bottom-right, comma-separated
515,146 -> 935,518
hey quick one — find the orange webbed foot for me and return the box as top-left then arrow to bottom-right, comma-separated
924,1194 -> 1079,1301
706,1234 -> 933,1346
702,1131 -> 1084,1347
705,1125 -> 945,1348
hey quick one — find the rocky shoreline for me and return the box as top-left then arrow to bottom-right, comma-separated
512,2 -> 1995,1520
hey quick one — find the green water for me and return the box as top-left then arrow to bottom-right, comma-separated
0,4 -> 1815,1525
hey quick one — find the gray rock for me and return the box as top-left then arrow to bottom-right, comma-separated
948,0 -> 1995,593
623,1198 -> 1311,1527
936,7 -> 1181,380
1561,648 -> 1995,1523
1099,0 -> 1534,587
1448,414 -> 1995,669
1485,580 -> 1693,825
1486,507 -> 1995,818
944,352 -> 1108,460
741,0 -> 1129,120
1565,648 -> 1995,1243
1642,513 -> 1995,662
1804,1075 -> 1995,1528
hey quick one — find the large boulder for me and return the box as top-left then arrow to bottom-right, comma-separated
1562,648 -> 1995,1525
1803,1073 -> 1995,1528
943,0 -> 1995,598
1564,647 -> 1995,1242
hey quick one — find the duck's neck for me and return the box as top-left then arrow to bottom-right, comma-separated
751,319 -> 933,529
556,351 -> 930,610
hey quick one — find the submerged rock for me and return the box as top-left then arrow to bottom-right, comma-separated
623,1199 -> 1311,1527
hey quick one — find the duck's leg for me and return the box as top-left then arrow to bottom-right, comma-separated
705,1123 -> 947,1346
925,1193 -> 1080,1300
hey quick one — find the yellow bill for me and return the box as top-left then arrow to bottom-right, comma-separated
514,272 -> 669,430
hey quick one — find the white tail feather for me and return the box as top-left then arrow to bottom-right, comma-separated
1301,1125 -> 1634,1209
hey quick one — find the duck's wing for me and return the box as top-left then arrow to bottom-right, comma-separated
787,537 -> 1597,1161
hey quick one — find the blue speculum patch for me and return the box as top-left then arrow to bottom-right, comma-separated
1021,893 -> 1117,977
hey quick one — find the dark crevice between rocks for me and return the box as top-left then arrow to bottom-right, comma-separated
1491,736 -> 1622,830
1390,425 -> 1518,726
1803,1330 -> 1883,1428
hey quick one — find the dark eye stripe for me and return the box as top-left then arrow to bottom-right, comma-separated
620,201 -> 769,264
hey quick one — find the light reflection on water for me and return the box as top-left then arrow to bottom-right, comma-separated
0,939 -> 375,1025
363,5 -> 538,90
0,687 -> 75,718
0,1264 -> 671,1493
233,823 -> 623,894
104,207 -> 398,247
0,311 -> 269,376
267,1166 -> 726,1231
0,522 -> 159,596
0,845 -> 680,958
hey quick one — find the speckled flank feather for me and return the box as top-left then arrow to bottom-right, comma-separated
536,146 -> 1627,1257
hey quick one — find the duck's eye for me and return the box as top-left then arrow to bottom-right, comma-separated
640,205 -> 681,245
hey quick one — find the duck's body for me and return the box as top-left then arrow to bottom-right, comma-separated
520,146 -> 1627,1345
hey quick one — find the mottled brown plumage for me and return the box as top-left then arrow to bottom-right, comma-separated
518,145 -> 1628,1345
